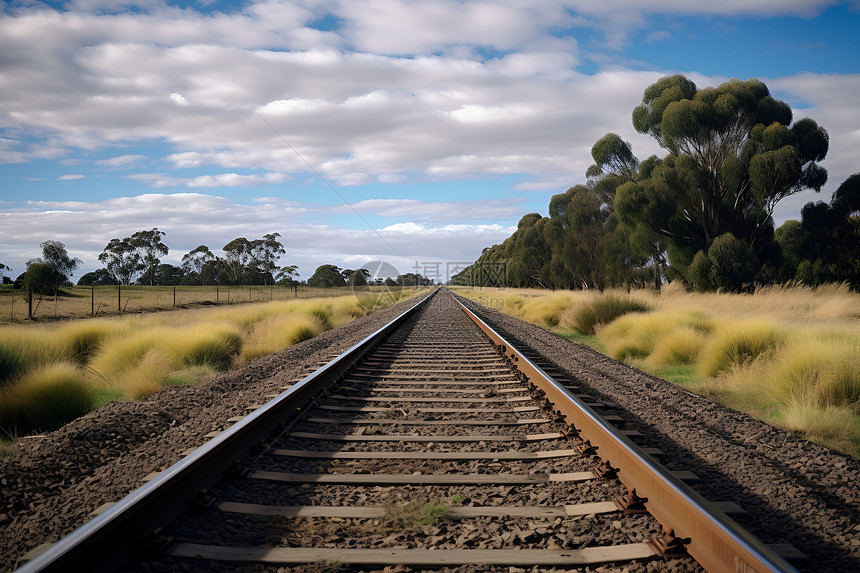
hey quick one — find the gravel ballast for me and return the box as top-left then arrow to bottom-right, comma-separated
2,290 -> 858,572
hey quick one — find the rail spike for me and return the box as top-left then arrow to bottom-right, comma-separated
649,528 -> 691,556
576,440 -> 597,456
614,488 -> 648,514
595,458 -> 618,479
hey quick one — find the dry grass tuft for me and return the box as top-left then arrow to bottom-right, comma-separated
240,314 -> 326,363
698,319 -> 789,378
768,333 -> 860,410
0,327 -> 69,387
571,293 -> 650,335
647,326 -> 707,369
0,363 -> 93,434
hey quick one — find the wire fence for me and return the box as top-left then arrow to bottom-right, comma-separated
0,284 -> 389,323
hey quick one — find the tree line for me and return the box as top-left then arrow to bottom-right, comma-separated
2,231 -> 435,293
453,75 -> 859,291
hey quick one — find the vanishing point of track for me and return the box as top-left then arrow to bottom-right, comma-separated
17,289 -> 798,572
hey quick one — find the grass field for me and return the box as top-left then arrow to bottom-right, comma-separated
454,284 -> 860,458
0,287 -> 427,442
0,284 -> 384,323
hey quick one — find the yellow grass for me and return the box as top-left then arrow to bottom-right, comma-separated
456,284 -> 860,457
697,318 -> 789,377
239,313 -> 326,363
0,327 -> 70,387
0,288 -> 427,438
0,363 -> 94,433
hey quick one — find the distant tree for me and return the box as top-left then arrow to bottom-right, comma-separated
396,273 -> 432,286
20,262 -> 55,296
779,172 -> 860,287
153,263 -> 184,285
251,233 -> 285,285
307,264 -> 345,288
354,269 -> 370,286
77,268 -> 119,286
219,233 -> 284,285
181,245 -> 215,284
21,240 -> 82,295
98,229 -> 167,285
276,264 -> 299,286
220,237 -> 253,285
0,262 -> 10,279
132,228 -> 169,285
99,238 -> 141,285
26,240 -> 82,289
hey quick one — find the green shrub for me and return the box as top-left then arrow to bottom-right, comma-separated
572,294 -> 650,335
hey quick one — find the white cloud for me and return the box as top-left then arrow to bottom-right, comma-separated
95,153 -> 148,167
169,92 -> 189,106
336,198 -> 523,220
128,172 -> 292,188
58,174 -> 85,180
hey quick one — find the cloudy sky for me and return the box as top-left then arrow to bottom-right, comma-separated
1,0 -> 858,282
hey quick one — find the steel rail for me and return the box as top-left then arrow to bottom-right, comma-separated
449,289 -> 797,573
15,290 -> 435,573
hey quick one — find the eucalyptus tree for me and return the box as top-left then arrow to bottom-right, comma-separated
780,172 -> 860,286
221,233 -> 285,285
132,228 -> 169,285
181,245 -> 215,284
307,264 -> 346,288
99,228 -> 167,285
26,240 -> 82,290
276,264 -> 299,286
251,233 -> 286,284
617,75 -> 829,289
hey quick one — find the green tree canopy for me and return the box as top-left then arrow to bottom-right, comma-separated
77,268 -> 119,286
619,75 -> 829,289
276,264 -> 299,285
99,229 -> 166,285
181,245 -> 215,284
307,264 -> 345,288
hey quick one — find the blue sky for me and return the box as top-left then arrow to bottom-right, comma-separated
1,0 -> 859,281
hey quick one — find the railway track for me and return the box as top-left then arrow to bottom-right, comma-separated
17,289 -> 798,572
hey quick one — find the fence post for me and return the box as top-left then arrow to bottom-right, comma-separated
173,285 -> 176,307
118,284 -> 121,313
91,284 -> 95,316
216,285 -> 219,304
28,286 -> 33,319
249,284 -> 252,301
